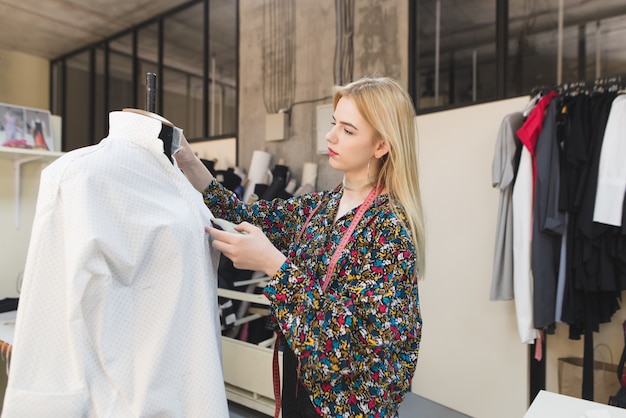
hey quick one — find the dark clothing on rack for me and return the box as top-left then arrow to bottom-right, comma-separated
560,92 -> 620,335
558,93 -> 589,214
532,99 -> 565,331
623,190 -> 626,234
559,91 -> 621,401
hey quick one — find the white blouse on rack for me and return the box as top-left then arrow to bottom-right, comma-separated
593,94 -> 626,227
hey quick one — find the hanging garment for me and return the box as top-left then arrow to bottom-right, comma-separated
570,93 -> 620,298
510,92 -> 557,344
557,93 -> 591,333
554,213 -> 568,323
532,100 -> 566,330
516,90 -> 558,191
2,111 -> 229,418
593,94 -> 626,227
560,91 -> 621,336
560,90 -> 626,402
512,142 -> 539,344
490,111 -> 524,300
558,94 -> 589,214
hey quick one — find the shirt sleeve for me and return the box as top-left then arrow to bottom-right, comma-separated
263,211 -> 421,386
202,178 -> 324,251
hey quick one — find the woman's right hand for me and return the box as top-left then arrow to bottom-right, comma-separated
207,221 -> 287,277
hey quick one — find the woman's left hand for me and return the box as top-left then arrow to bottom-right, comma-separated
206,221 -> 286,277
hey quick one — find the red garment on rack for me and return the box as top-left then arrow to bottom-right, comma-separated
516,90 -> 558,194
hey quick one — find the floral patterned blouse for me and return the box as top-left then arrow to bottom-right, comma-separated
203,178 -> 422,418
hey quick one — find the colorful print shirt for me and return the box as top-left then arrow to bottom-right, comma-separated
203,179 -> 422,418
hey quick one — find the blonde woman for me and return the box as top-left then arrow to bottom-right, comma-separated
175,76 -> 425,417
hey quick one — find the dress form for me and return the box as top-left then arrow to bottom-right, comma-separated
122,108 -> 181,164
121,73 -> 181,164
2,107 -> 229,417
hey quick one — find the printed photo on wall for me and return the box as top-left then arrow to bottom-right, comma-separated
25,108 -> 53,150
0,103 -> 55,151
0,104 -> 28,148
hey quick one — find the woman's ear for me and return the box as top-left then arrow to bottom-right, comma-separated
374,139 -> 389,159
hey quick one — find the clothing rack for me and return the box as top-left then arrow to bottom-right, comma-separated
525,77 -> 625,404
530,74 -> 625,97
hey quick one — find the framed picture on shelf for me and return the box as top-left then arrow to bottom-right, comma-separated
0,103 -> 55,151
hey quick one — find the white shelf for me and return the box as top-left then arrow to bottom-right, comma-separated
0,146 -> 64,161
1,146 -> 64,229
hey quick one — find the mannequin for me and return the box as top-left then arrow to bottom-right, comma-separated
120,73 -> 182,164
2,109 -> 229,417
122,107 -> 181,163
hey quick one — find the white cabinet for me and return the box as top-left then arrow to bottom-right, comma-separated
218,285 -> 278,417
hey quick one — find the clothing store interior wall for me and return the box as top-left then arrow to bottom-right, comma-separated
1,1 -> 626,417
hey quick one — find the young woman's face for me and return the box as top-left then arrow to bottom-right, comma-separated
325,96 -> 382,177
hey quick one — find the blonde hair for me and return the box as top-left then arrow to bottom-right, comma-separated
333,77 -> 426,278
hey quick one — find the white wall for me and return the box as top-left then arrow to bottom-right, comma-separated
0,159 -> 50,298
0,48 -> 49,110
189,137 -> 237,171
413,97 -> 530,418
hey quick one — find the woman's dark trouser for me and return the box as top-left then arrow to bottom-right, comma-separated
281,344 -> 320,417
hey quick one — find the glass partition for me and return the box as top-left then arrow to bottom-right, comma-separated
137,22 -> 160,113
163,2 -> 204,138
63,51 -> 91,151
410,0 -> 626,112
94,46 -> 106,141
50,0 -> 238,152
412,0 -> 497,111
508,0 -> 626,95
208,0 -> 237,137
108,34 -> 135,113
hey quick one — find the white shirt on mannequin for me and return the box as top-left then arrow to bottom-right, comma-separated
2,110 -> 229,417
